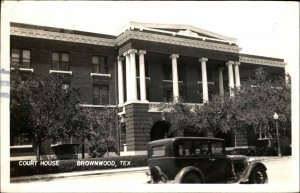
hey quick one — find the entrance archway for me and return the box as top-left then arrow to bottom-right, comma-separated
150,121 -> 171,141
214,131 -> 233,147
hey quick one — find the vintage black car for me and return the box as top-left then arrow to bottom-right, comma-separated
147,137 -> 268,184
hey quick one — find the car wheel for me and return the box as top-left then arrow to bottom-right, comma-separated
181,172 -> 203,184
249,166 -> 268,184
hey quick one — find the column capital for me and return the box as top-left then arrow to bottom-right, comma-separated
218,67 -> 224,71
139,50 -> 146,55
128,49 -> 138,54
226,61 -> 234,66
117,56 -> 124,61
200,57 -> 208,62
235,61 -> 241,65
170,54 -> 179,59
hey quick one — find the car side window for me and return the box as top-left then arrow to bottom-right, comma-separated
194,141 -> 210,156
211,141 -> 224,155
177,141 -> 194,156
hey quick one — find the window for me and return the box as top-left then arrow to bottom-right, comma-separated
10,133 -> 32,146
194,141 -> 210,155
211,142 -> 224,155
11,49 -> 31,68
93,84 -> 109,105
92,56 -> 108,74
52,52 -> 69,71
152,145 -> 166,157
177,141 -> 194,156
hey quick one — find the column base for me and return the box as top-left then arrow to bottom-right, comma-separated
124,100 -> 149,105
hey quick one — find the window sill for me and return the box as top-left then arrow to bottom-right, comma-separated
11,67 -> 34,72
10,145 -> 33,148
198,81 -> 214,85
163,80 -> 183,83
50,70 -> 72,75
79,104 -> 117,108
90,73 -> 111,78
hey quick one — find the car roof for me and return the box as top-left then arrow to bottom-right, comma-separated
148,137 -> 224,146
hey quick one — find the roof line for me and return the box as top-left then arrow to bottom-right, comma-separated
117,21 -> 237,43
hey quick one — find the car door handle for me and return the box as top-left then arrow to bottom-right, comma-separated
209,158 -> 216,162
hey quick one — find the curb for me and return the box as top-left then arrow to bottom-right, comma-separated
249,156 -> 292,162
11,166 -> 149,183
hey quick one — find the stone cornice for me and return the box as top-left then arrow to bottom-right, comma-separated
116,30 -> 240,53
239,56 -> 285,68
11,26 -> 115,47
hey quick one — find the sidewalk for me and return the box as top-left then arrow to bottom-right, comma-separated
11,156 -> 291,183
11,166 -> 149,183
249,156 -> 291,162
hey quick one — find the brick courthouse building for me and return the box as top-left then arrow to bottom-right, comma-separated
10,21 -> 286,158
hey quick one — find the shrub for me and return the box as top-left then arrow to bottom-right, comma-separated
225,147 -> 277,156
89,137 -> 117,158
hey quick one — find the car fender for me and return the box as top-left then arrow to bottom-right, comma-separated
237,162 -> 267,183
174,166 -> 205,183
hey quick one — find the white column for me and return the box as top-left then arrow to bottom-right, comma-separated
170,54 -> 179,100
234,62 -> 241,88
218,67 -> 224,97
124,52 -> 131,102
129,49 -> 138,101
117,56 -> 124,105
200,57 -> 209,103
227,61 -> 235,97
139,50 -> 147,102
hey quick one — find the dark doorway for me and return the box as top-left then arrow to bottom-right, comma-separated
150,121 -> 171,141
214,131 -> 233,147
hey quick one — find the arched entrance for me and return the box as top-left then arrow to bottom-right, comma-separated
150,121 -> 172,141
214,131 -> 233,147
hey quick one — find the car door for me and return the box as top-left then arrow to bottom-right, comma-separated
207,141 -> 230,182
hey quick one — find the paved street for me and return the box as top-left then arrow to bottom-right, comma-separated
18,157 -> 292,185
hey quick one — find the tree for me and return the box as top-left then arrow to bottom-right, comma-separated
72,107 -> 94,159
88,107 -> 118,158
161,98 -> 204,137
10,72 -> 81,161
161,69 -> 291,148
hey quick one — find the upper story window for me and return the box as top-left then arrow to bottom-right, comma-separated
92,56 -> 108,74
11,49 -> 31,68
52,52 -> 70,71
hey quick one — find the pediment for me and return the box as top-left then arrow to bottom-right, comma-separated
119,21 -> 237,43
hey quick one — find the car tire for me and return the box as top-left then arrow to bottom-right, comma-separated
181,172 -> 203,184
249,166 -> 268,184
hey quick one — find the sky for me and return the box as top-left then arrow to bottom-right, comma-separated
4,1 -> 299,75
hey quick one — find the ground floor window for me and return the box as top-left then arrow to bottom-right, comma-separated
10,132 -> 32,146
93,84 -> 109,105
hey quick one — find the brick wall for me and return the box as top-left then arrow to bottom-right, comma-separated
11,35 -> 118,105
